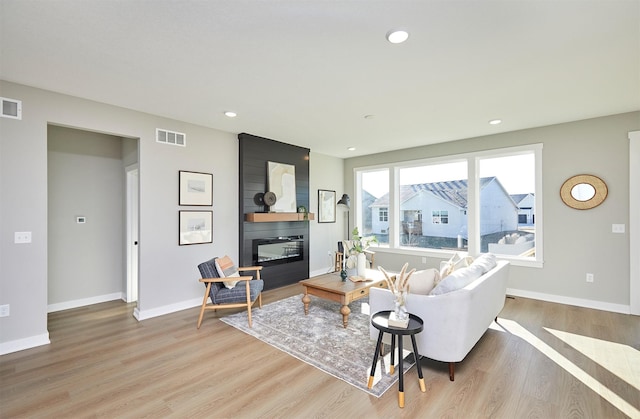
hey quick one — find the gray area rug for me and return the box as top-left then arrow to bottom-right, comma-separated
220,294 -> 416,397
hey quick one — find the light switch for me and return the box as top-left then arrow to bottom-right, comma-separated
14,232 -> 32,244
612,224 -> 625,234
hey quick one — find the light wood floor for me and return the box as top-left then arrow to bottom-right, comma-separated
1,284 -> 639,418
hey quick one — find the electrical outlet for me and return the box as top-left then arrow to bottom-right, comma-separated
612,224 -> 625,233
422,257 -> 427,264
14,232 -> 32,244
0,304 -> 9,317
586,273 -> 594,283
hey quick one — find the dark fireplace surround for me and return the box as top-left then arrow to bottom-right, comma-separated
238,133 -> 310,290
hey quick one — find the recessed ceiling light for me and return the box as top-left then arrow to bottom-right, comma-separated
224,111 -> 237,118
347,147 -> 356,151
489,119 -> 502,125
386,29 -> 409,44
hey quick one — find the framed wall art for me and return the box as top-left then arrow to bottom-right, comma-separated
318,189 -> 336,223
179,210 -> 213,245
179,170 -> 213,206
267,161 -> 297,212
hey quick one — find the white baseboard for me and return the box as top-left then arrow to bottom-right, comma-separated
134,298 -> 201,321
47,292 -> 125,313
0,333 -> 50,355
507,288 -> 631,314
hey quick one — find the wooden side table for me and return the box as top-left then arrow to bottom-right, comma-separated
368,311 -> 426,408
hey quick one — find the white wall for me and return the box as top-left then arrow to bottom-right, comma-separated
47,126 -> 125,308
0,81 -> 239,354
344,112 -> 640,313
309,151 -> 345,276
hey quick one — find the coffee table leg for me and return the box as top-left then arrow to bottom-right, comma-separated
411,335 -> 426,392
302,292 -> 311,315
368,331 -> 384,389
340,305 -> 350,328
398,336 -> 404,408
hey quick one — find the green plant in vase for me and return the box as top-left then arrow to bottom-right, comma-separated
344,227 -> 378,276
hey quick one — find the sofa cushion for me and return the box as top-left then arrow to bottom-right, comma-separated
214,255 -> 241,289
470,253 -> 497,274
439,252 -> 474,279
407,268 -> 440,295
430,263 -> 484,295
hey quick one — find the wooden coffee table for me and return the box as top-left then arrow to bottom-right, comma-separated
299,269 -> 388,328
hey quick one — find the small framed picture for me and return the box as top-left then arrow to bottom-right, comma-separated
179,171 -> 213,206
318,189 -> 336,223
179,211 -> 213,245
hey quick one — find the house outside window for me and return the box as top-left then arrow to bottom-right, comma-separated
354,144 -> 542,266
359,168 -> 389,246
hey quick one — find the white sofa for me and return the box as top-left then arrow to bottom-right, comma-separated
369,259 -> 510,381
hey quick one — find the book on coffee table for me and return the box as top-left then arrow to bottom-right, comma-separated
349,276 -> 373,282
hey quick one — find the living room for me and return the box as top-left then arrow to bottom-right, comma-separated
1,1 -> 639,416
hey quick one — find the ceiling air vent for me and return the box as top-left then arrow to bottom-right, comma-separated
156,128 -> 186,147
1,97 -> 22,120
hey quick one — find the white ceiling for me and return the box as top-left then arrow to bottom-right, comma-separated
1,0 -> 638,158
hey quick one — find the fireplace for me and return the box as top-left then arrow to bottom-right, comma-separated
253,236 -> 304,267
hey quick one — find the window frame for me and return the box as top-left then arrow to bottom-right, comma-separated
353,144 -> 543,268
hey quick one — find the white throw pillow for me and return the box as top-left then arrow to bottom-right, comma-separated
471,253 -> 497,274
430,264 -> 484,295
407,268 -> 440,295
439,252 -> 474,279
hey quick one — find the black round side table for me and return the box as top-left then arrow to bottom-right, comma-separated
368,310 -> 426,408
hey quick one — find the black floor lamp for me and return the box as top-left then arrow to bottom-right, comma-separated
337,193 -> 350,239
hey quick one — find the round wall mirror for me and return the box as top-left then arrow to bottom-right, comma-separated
570,183 -> 596,201
560,174 -> 608,210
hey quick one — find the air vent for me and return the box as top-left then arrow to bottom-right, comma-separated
1,97 -> 22,120
156,128 -> 186,147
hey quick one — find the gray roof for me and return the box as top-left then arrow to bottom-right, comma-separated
370,177 -> 497,209
510,193 -> 534,205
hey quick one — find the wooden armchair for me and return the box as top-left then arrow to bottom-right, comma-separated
197,256 -> 264,328
334,241 -> 375,272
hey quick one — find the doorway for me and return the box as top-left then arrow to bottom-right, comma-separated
47,125 -> 139,312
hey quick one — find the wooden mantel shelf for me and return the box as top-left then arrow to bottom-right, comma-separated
245,212 -> 315,222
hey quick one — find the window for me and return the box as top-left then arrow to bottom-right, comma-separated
354,144 -> 542,265
432,210 -> 448,224
358,169 -> 389,246
479,152 -> 536,258
398,160 -> 467,251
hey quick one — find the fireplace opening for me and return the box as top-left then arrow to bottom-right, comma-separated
253,236 -> 304,267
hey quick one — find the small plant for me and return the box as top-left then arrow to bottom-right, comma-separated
349,227 -> 378,254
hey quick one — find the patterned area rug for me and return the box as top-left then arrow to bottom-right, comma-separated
220,294 -> 416,397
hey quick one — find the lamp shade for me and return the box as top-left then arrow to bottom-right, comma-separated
337,194 -> 350,209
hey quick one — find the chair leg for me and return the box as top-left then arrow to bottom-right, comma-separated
245,280 -> 253,328
258,292 -> 262,309
449,362 -> 455,381
197,284 -> 212,329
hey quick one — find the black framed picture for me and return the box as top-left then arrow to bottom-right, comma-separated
179,210 -> 213,245
318,189 -> 336,223
179,171 -> 213,206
